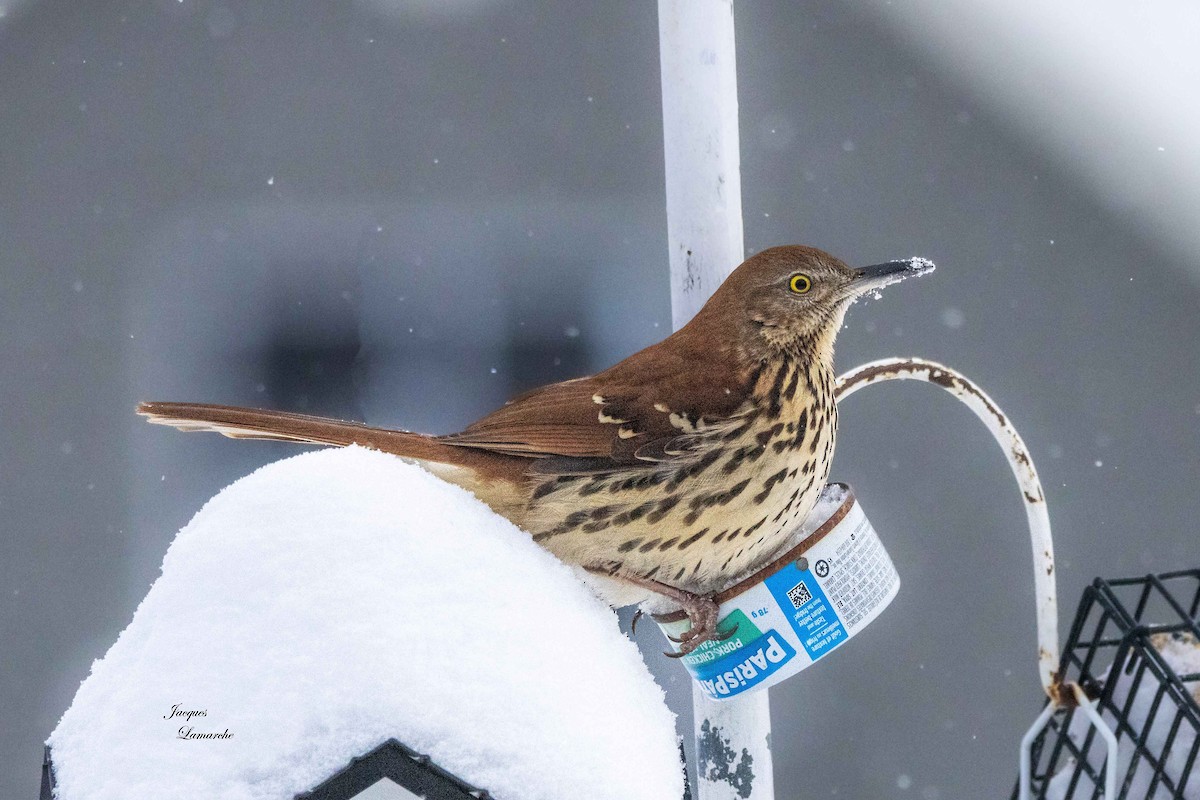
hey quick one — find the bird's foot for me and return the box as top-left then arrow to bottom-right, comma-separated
662,593 -> 737,658
584,566 -> 736,658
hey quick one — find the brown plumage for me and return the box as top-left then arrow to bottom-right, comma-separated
139,244 -> 933,654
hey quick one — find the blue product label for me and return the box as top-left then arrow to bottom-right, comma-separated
692,630 -> 797,700
764,563 -> 847,660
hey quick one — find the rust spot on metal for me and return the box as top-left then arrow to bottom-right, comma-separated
964,382 -> 1007,427
836,361 -> 1010,428
833,362 -> 903,400
925,369 -> 957,390
1045,673 -> 1078,709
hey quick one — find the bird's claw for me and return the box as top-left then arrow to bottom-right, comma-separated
661,594 -> 736,657
665,620 -> 738,648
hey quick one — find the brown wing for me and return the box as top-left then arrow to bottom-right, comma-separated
439,339 -> 758,474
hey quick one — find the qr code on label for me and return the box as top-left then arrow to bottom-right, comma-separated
786,580 -> 813,609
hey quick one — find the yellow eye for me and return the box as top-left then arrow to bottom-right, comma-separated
789,273 -> 812,294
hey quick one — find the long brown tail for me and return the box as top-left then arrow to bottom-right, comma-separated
137,401 -> 535,518
138,402 -> 474,465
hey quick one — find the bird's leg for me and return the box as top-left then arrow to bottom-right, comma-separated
586,567 -> 737,657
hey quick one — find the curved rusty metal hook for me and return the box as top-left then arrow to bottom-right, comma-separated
835,357 -> 1063,704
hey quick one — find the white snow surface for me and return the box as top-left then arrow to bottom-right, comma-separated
49,447 -> 683,800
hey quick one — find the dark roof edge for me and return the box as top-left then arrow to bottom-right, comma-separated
39,739 -> 494,800
294,737 -> 494,800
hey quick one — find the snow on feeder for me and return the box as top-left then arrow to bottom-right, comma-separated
43,448 -> 684,800
653,484 -> 899,701
43,737 -> 491,800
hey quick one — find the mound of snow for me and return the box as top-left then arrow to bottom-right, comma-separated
49,447 -> 682,800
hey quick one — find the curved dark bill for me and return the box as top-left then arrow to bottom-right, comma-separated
854,257 -> 936,290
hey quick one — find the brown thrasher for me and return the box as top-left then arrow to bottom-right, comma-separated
139,245 -> 932,654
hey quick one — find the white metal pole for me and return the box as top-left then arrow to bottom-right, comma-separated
657,2 -> 774,798
659,0 -> 747,331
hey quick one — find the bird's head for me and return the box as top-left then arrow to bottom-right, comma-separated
697,244 -> 935,359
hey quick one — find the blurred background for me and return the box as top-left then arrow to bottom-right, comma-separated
2,1 -> 1198,798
